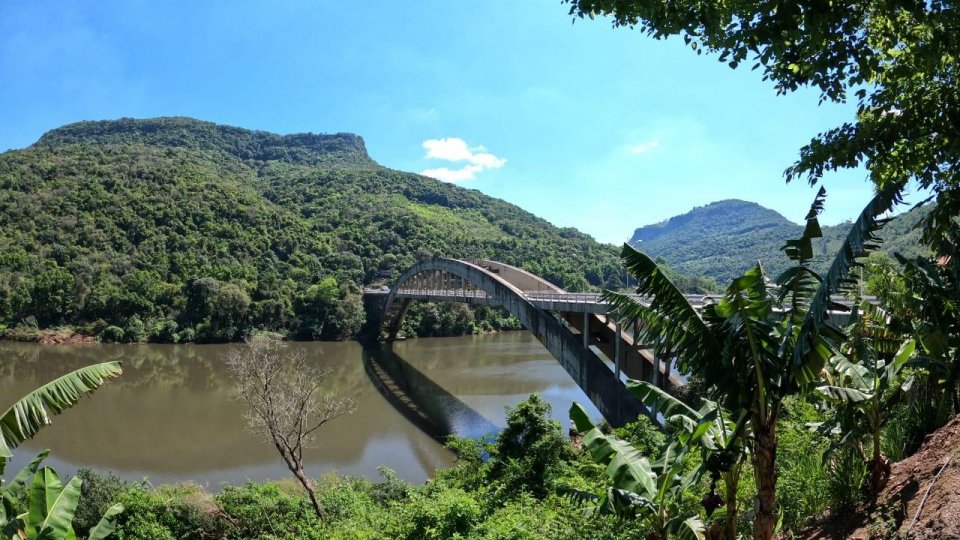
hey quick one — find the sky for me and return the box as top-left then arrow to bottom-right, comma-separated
0,0 -> 906,244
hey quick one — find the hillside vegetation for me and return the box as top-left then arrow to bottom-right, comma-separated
0,117 -> 628,342
629,199 -> 930,284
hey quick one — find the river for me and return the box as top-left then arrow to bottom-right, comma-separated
0,332 -> 601,488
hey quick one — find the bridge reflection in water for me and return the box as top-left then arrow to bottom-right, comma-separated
363,341 -> 499,441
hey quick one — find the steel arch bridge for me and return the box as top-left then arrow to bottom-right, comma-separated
365,258 -> 687,427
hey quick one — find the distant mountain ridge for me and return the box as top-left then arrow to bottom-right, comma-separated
629,199 -> 929,285
36,117 -> 374,167
631,200 -> 796,243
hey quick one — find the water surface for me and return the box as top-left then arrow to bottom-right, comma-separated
0,332 -> 599,487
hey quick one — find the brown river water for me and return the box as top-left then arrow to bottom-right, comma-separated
0,332 -> 601,488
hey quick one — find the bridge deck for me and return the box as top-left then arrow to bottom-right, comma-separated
364,288 -> 712,314
365,288 -> 864,315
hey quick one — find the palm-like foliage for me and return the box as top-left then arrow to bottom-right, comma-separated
601,184 -> 904,540
0,362 -> 123,474
0,362 -> 124,539
813,328 -> 916,493
566,403 -> 704,540
1,459 -> 123,540
628,381 -> 745,539
894,244 -> 960,413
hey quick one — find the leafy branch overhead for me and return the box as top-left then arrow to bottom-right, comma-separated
565,0 -> 960,245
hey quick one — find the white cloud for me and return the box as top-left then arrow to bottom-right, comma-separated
419,165 -> 485,183
628,139 -> 661,155
420,137 -> 506,182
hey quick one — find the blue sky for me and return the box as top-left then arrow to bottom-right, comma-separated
0,0 -> 902,244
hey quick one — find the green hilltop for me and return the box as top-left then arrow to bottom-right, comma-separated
629,199 -> 930,285
0,117 -> 627,342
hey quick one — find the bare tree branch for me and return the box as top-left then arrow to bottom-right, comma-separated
226,334 -> 355,521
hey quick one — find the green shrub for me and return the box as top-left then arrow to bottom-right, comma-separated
776,399 -> 830,532
384,487 -> 482,540
5,321 -> 40,341
614,415 -> 666,457
177,326 -> 197,343
371,466 -> 411,505
434,435 -> 491,491
883,385 -> 952,462
124,315 -> 148,342
79,319 -> 108,337
101,325 -> 125,342
314,475 -> 379,524
216,482 -> 321,539
73,469 -> 129,536
826,447 -> 869,513
150,319 -> 179,343
113,484 -> 225,539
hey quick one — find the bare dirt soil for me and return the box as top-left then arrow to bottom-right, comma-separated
37,328 -> 97,344
803,415 -> 960,539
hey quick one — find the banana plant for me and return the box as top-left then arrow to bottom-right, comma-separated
1,362 -> 123,475
896,248 -> 960,414
601,183 -> 904,540
0,362 -> 124,538
1,462 -> 122,540
565,402 -> 705,540
628,380 -> 746,540
0,451 -> 48,529
813,323 -> 917,494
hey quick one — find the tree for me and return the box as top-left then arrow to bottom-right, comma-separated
601,185 -> 901,539
564,0 -> 959,246
211,283 -> 251,340
225,335 -> 354,521
31,267 -> 75,326
488,394 -> 572,498
295,277 -> 342,340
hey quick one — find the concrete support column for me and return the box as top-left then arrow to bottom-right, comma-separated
652,345 -> 660,387
582,314 -> 589,348
614,320 -> 622,381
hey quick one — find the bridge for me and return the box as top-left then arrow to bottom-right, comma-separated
364,258 -> 688,427
364,258 -> 863,428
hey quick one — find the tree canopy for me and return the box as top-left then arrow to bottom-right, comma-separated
565,0 -> 960,245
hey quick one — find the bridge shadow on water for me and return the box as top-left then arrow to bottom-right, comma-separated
361,341 -> 500,443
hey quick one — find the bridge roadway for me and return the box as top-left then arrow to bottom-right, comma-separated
363,288 -> 713,314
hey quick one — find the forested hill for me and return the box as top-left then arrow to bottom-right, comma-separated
629,199 -> 930,284
0,117 -> 627,342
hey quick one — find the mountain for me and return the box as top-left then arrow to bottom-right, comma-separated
628,199 -> 930,285
0,117 -> 627,342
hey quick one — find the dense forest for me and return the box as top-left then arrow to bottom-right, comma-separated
629,199 -> 930,284
0,118 -> 629,343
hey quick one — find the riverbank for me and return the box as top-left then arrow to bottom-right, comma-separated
59,408 -> 650,540
0,302 -> 524,345
0,324 -> 98,344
